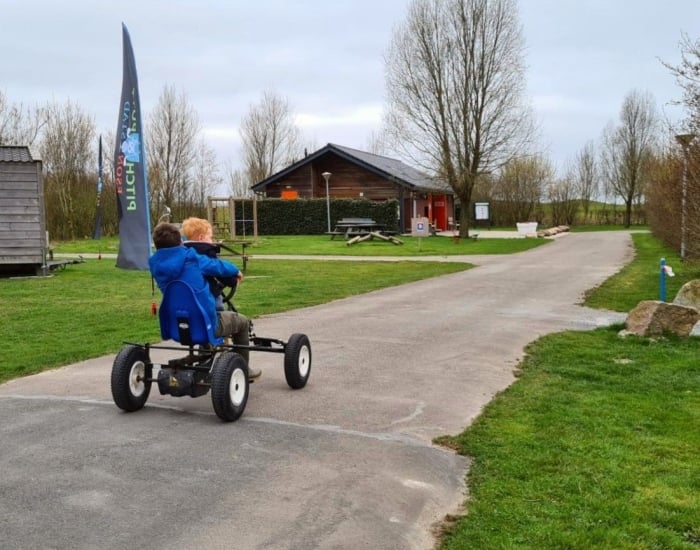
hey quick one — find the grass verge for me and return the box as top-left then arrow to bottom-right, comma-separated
436,232 -> 700,548
51,233 -> 547,257
585,232 -> 700,311
437,328 -> 700,548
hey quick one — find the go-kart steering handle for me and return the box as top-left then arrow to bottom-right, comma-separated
221,278 -> 238,310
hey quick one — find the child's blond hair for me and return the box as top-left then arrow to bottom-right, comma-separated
181,217 -> 212,241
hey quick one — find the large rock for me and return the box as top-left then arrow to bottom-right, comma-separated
625,300 -> 700,337
673,279 -> 700,309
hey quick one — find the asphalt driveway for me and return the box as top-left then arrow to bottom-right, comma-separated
0,232 -> 632,549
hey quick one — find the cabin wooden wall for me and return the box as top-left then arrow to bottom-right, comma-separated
263,156 -> 402,201
0,159 -> 47,273
258,151 -> 454,233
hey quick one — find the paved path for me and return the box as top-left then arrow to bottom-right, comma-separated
0,232 -> 632,549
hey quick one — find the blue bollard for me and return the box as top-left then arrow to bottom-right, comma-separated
659,257 -> 666,302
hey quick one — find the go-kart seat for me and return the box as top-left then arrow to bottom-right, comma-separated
158,280 -> 223,346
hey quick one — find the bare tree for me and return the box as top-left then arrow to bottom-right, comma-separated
493,155 -> 551,226
662,32 -> 700,135
600,90 -> 658,227
188,139 -> 221,206
147,85 -> 201,216
571,141 -> 598,222
365,130 -> 391,156
384,0 -> 535,237
0,90 -> 47,147
239,91 -> 302,187
659,34 -> 700,255
547,176 -> 579,226
223,162 -> 253,198
39,99 -> 96,239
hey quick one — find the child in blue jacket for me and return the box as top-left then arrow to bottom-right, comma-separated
149,222 -> 261,380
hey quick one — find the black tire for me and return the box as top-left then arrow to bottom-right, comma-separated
210,351 -> 249,422
284,333 -> 311,389
111,344 -> 151,412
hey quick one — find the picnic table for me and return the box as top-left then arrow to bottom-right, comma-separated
328,218 -> 385,239
327,218 -> 403,245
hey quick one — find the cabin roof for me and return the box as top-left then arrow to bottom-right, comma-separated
251,143 -> 451,194
0,146 -> 34,163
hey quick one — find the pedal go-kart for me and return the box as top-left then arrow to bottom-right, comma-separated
110,277 -> 311,422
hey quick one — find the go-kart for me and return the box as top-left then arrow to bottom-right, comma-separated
110,277 -> 311,422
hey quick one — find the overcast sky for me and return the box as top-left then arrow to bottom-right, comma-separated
2,0 -> 699,178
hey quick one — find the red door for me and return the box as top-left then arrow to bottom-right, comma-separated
432,195 -> 447,231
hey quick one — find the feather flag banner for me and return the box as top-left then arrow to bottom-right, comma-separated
91,135 -> 103,240
114,23 -> 152,270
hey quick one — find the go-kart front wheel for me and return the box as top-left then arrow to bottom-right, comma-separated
284,333 -> 311,389
111,344 -> 152,412
211,351 -> 249,422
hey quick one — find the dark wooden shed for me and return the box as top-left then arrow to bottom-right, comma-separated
0,146 -> 48,276
251,143 -> 455,232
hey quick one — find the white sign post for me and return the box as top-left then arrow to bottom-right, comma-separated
412,217 -> 430,250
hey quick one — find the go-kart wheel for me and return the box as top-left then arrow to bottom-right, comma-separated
111,344 -> 151,412
284,334 -> 311,389
211,351 -> 249,422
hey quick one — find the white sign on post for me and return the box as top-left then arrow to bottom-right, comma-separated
411,217 -> 430,237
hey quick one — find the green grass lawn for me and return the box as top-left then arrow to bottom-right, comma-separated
437,329 -> 700,549
437,232 -> 700,549
570,224 -> 650,232
51,233 -> 547,257
584,232 -> 700,311
243,234 -> 547,256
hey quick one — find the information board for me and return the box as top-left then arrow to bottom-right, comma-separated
474,202 -> 490,221
411,217 -> 431,237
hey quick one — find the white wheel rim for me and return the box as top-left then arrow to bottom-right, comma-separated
297,345 -> 310,378
230,367 -> 247,406
129,361 -> 146,397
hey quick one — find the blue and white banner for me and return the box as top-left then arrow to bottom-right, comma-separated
115,23 -> 151,270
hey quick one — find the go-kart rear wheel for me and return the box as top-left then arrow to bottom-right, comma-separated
111,344 -> 151,412
211,351 -> 249,422
284,333 -> 311,389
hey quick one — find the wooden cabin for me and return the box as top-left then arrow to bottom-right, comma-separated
251,143 -> 455,233
0,146 -> 48,276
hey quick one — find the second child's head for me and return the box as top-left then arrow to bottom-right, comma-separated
152,222 -> 183,249
181,217 -> 213,243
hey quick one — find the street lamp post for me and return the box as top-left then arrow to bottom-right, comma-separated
675,133 -> 695,261
322,171 -> 332,233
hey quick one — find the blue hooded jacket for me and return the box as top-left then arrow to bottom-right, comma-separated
149,246 -> 240,330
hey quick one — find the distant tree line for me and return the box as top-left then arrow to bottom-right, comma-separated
0,0 -> 698,254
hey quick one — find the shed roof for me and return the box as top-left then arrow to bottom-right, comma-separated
251,143 -> 451,194
0,146 -> 34,163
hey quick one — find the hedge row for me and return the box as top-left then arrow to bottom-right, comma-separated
226,198 -> 400,235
